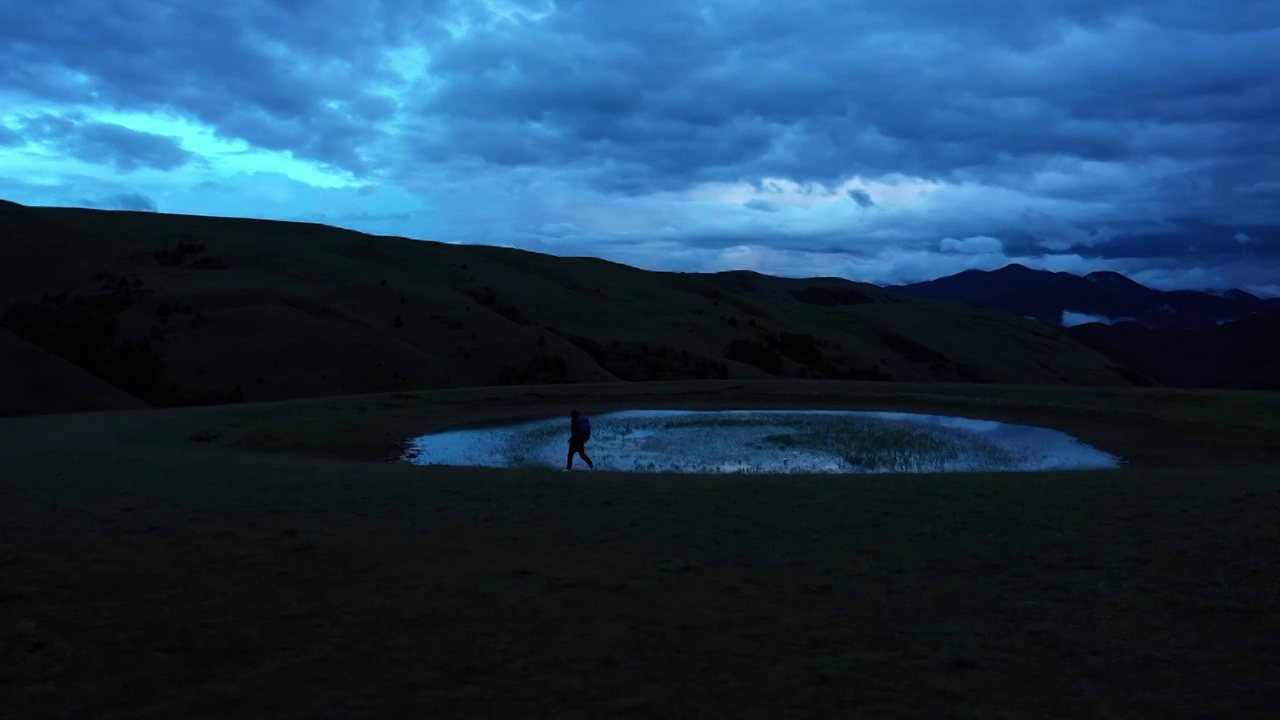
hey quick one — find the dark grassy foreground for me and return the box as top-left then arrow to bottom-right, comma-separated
4,381 -> 1280,718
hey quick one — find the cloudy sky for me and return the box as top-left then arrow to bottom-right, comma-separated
3,1 -> 1279,294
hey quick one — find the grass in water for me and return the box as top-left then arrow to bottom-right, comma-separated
754,416 -> 1021,472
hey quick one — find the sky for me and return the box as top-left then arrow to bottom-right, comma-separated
2,1 -> 1279,295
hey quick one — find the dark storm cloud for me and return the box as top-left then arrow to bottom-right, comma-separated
4,0 -> 1280,284
9,1 -> 1280,203
1076,222 -> 1280,260
743,199 -> 779,213
0,124 -> 21,146
81,192 -> 158,211
19,113 -> 194,171
396,0 -> 1280,280
847,190 -> 875,208
106,192 -> 158,211
408,1 -> 1280,194
0,0 -> 443,175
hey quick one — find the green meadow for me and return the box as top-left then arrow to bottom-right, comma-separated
5,380 -> 1280,718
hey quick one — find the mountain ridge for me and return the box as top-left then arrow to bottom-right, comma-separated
892,263 -> 1280,329
0,200 -> 1142,416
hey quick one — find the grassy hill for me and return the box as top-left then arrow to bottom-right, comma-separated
0,201 -> 1142,412
0,326 -> 146,417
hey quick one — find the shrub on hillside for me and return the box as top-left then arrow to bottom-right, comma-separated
788,286 -> 876,306
189,256 -> 227,270
465,286 -> 532,324
151,240 -> 225,269
570,335 -> 730,380
724,338 -> 784,375
875,329 -> 988,382
154,241 -> 205,267
776,331 -> 824,366
496,353 -> 571,385
0,272 -> 248,405
1,273 -> 168,400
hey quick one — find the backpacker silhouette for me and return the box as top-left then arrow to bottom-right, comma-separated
568,409 -> 594,470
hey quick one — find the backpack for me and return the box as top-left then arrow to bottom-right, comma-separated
580,416 -> 591,440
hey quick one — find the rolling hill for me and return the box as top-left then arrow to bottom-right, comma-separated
892,264 -> 1280,329
0,326 -> 147,417
0,200 -> 1147,415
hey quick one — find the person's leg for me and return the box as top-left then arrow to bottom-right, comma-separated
567,441 -> 592,470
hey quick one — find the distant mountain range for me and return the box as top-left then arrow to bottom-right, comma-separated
890,265 -> 1280,390
891,264 -> 1280,330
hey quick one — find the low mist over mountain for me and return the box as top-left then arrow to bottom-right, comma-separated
892,264 -> 1280,330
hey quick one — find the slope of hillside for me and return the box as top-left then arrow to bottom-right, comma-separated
0,201 -> 1141,412
1067,311 -> 1280,390
0,199 -> 99,297
893,264 -> 1280,329
0,327 -> 147,417
702,270 -> 1158,385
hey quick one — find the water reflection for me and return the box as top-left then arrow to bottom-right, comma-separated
401,409 -> 1120,474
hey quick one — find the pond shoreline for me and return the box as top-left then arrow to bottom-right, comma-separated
403,409 -> 1122,474
194,380 -> 1279,469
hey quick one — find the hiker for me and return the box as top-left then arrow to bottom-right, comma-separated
567,409 -> 594,470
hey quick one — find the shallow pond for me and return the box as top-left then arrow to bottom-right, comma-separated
401,410 -> 1120,474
